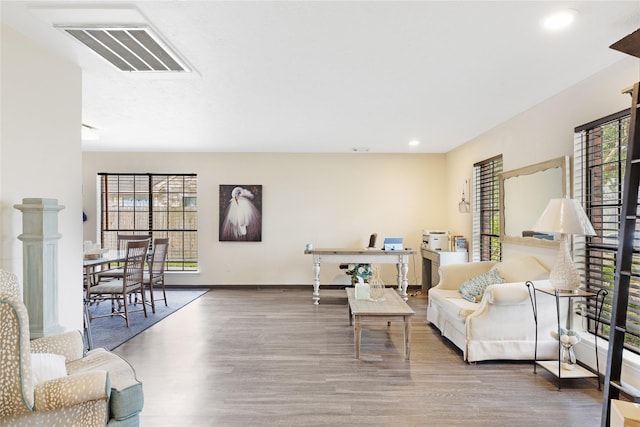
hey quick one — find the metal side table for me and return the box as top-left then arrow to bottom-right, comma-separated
527,281 -> 607,390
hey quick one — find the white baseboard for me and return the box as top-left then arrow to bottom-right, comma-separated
573,324 -> 640,390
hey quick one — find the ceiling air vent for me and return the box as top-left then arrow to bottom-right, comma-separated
56,25 -> 190,72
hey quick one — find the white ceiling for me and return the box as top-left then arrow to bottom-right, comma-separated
2,1 -> 639,153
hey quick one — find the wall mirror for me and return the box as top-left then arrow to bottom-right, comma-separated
499,156 -> 570,247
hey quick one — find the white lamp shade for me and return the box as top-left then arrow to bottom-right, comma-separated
532,198 -> 596,236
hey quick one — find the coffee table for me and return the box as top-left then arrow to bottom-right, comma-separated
346,287 -> 415,360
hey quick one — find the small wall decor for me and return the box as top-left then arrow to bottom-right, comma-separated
219,185 -> 262,241
458,179 -> 470,213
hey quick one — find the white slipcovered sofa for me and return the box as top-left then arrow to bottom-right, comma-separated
427,256 -> 566,362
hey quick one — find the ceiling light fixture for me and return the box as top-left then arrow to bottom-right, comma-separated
542,9 -> 578,31
409,140 -> 420,147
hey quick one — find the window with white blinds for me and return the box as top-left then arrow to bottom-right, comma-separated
472,155 -> 503,262
99,173 -> 198,271
574,109 -> 639,350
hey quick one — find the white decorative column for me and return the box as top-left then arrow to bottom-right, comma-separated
14,198 -> 65,338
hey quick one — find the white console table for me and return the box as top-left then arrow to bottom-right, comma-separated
304,248 -> 416,304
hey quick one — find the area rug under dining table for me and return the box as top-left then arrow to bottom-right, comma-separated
87,288 -> 209,350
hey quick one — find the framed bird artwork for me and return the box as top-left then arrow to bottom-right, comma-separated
219,185 -> 263,242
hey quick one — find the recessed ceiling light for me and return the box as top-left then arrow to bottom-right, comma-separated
409,140 -> 420,147
542,9 -> 578,31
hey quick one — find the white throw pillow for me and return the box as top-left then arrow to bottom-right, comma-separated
31,353 -> 67,385
491,256 -> 549,283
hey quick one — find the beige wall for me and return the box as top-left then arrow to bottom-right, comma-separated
4,14 -> 639,331
83,152 -> 446,286
445,57 -> 640,267
82,58 -> 640,287
1,24 -> 84,330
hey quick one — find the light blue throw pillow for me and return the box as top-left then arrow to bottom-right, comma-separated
459,269 -> 506,303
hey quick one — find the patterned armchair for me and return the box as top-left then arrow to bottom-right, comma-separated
0,270 -> 143,426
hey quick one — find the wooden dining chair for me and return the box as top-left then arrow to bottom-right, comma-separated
144,237 -> 169,314
88,239 -> 150,327
96,234 -> 151,283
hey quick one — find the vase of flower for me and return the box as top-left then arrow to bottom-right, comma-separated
346,264 -> 373,285
550,328 -> 581,370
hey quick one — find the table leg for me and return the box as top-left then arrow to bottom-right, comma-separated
83,265 -> 94,350
313,261 -> 320,305
84,303 -> 93,350
354,315 -> 361,359
402,261 -> 410,300
397,261 -> 409,301
404,316 -> 411,360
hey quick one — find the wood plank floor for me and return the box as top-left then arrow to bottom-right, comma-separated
113,287 -> 603,426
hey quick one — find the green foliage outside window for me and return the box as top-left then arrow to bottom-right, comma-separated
578,112 -> 640,352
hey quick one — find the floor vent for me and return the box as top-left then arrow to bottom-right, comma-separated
56,25 -> 190,72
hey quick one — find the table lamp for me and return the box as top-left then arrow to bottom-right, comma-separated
532,197 -> 596,292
